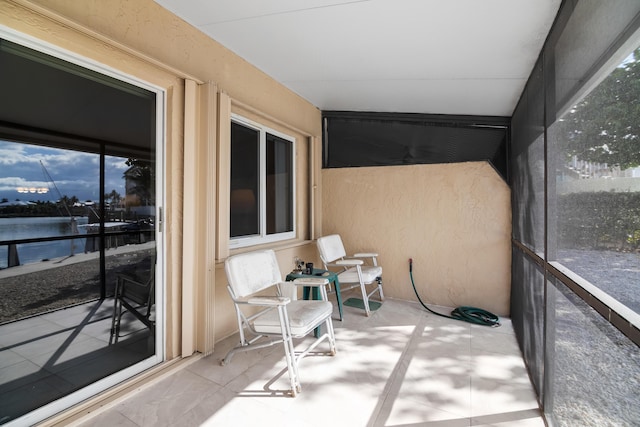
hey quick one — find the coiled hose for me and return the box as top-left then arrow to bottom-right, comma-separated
409,258 -> 501,327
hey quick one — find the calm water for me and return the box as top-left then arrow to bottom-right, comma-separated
0,216 -> 89,268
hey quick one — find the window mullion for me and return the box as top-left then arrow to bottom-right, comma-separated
259,129 -> 267,238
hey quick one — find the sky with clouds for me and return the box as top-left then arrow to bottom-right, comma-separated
0,140 -> 129,203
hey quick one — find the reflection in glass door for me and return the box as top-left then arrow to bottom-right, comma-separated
0,140 -> 158,424
0,33 -> 161,425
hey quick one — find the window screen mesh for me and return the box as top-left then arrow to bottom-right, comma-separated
510,1 -> 640,425
323,112 -> 509,181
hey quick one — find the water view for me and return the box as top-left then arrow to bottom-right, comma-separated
0,216 -> 89,268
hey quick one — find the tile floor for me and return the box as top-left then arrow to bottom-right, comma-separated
80,298 -> 544,427
0,299 -> 153,425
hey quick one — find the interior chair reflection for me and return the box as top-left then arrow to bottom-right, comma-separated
110,256 -> 155,345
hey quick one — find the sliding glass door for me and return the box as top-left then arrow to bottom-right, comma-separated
0,33 -> 163,425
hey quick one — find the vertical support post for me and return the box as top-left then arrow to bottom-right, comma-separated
181,78 -> 198,357
8,243 -> 20,267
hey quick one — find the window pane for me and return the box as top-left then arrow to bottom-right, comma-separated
553,0 -> 640,110
548,45 -> 640,313
230,122 -> 259,238
0,36 -> 160,423
104,154 -> 156,298
511,249 -> 545,398
266,133 -> 293,235
548,277 -> 640,426
0,141 -> 158,423
511,59 -> 545,253
0,140 -> 99,295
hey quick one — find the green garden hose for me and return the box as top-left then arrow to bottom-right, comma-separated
409,258 -> 501,327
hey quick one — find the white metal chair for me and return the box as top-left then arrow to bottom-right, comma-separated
317,234 -> 384,316
222,249 -> 337,397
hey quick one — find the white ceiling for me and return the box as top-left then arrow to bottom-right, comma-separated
154,0 -> 561,117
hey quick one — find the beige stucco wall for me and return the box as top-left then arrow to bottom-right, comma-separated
322,162 -> 512,316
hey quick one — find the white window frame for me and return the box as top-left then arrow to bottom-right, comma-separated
230,114 -> 296,249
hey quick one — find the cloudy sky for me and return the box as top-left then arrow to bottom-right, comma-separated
0,140 -> 129,203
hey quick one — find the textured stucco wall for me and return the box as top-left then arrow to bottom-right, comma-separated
322,162 -> 512,316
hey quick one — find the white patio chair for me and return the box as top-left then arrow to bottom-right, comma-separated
222,249 -> 337,397
317,234 -> 384,316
